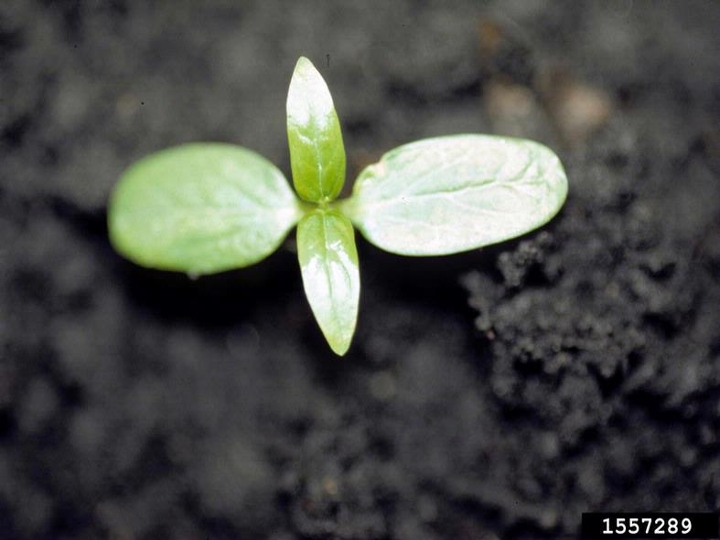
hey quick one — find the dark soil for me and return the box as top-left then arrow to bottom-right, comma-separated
2,1 -> 720,539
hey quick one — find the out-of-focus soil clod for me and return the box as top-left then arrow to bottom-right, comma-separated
477,18 -> 535,86
538,68 -> 614,147
478,18 -> 612,146
483,80 -> 551,140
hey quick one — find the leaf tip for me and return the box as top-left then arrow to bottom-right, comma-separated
295,55 -> 313,70
329,336 -> 352,357
290,56 -> 320,88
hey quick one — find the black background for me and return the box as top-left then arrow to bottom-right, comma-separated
1,1 -> 720,539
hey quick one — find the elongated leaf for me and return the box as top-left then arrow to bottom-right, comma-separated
341,134 -> 568,255
108,143 -> 301,275
297,208 -> 359,356
286,56 -> 346,203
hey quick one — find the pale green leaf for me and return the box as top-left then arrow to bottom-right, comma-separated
297,208 -> 359,356
287,56 -> 346,203
108,143 -> 302,275
341,134 -> 568,255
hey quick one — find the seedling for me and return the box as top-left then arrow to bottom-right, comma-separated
108,57 -> 568,355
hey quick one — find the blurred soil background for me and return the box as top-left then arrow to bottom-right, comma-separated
1,1 -> 720,538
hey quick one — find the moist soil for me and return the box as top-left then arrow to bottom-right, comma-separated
2,1 -> 720,539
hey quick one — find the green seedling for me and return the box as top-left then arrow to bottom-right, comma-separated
108,56 -> 568,356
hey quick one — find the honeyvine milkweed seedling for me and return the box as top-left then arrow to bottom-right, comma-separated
108,57 -> 568,355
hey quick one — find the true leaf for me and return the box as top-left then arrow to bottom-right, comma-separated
297,208 -> 359,356
108,143 -> 301,275
286,56 -> 346,203
341,134 -> 568,255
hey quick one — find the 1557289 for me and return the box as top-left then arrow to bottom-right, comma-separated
581,513 -> 719,539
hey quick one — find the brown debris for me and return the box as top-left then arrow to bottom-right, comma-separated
538,68 -> 614,146
484,80 -> 549,139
